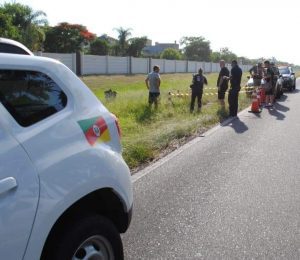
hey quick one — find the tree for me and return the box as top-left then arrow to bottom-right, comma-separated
90,38 -> 110,55
180,36 -> 211,61
114,27 -> 132,56
210,47 -> 239,63
160,48 -> 182,60
238,56 -> 252,65
0,2 -> 48,50
127,37 -> 148,57
0,11 -> 20,39
210,51 -> 221,62
44,22 -> 95,53
219,47 -> 237,62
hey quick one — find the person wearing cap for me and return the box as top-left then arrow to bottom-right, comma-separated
190,68 -> 208,113
145,65 -> 161,108
217,60 -> 230,107
224,60 -> 243,117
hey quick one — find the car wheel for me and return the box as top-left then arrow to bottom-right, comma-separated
44,215 -> 124,260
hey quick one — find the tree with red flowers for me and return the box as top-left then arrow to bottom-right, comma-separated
44,22 -> 95,53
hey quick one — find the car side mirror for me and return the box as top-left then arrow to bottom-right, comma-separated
291,72 -> 295,75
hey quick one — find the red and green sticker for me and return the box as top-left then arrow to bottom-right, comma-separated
78,116 -> 111,146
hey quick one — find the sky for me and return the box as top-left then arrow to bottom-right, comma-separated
2,0 -> 299,65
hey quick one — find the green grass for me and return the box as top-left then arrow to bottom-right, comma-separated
81,73 -> 251,171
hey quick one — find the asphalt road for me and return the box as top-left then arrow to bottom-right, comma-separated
123,79 -> 300,259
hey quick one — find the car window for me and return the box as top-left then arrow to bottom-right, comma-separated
0,43 -> 30,55
0,70 -> 67,127
279,67 -> 290,74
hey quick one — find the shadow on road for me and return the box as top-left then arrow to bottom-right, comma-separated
226,117 -> 249,134
283,89 -> 299,95
277,94 -> 288,102
266,106 -> 285,120
274,101 -> 290,112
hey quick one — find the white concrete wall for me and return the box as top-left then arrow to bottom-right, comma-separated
212,63 -> 219,72
187,61 -> 197,73
132,57 -> 148,74
175,61 -> 186,73
151,59 -> 165,73
82,55 -> 106,75
165,60 -> 176,73
107,56 -> 129,74
38,52 -> 76,73
37,52 -> 252,75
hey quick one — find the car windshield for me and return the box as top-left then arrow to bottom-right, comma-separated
279,67 -> 290,74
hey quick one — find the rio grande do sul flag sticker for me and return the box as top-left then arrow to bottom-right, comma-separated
78,116 -> 111,146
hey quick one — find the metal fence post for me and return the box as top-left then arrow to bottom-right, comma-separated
128,56 -> 132,75
106,55 -> 109,74
149,58 -> 152,73
76,51 -> 82,76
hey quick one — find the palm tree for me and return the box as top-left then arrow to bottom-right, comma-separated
1,3 -> 48,50
114,27 -> 132,56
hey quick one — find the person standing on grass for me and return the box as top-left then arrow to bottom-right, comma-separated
225,60 -> 242,117
190,68 -> 208,113
217,60 -> 230,107
145,65 -> 161,109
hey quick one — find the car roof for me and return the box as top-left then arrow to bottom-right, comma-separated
0,37 -> 33,56
0,52 -> 62,70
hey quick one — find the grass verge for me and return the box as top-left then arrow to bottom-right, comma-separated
81,73 -> 251,172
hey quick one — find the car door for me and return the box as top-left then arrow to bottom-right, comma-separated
0,119 -> 39,260
0,68 -> 40,259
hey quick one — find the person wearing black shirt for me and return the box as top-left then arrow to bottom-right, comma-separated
263,60 -> 275,107
217,60 -> 230,107
249,62 -> 263,87
227,60 -> 242,117
190,68 -> 208,113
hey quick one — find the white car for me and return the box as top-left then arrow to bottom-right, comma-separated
0,37 -> 33,55
0,53 -> 133,260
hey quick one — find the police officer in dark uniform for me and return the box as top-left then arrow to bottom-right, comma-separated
190,68 -> 208,113
227,60 -> 242,117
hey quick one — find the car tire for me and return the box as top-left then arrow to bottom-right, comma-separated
44,215 -> 124,260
